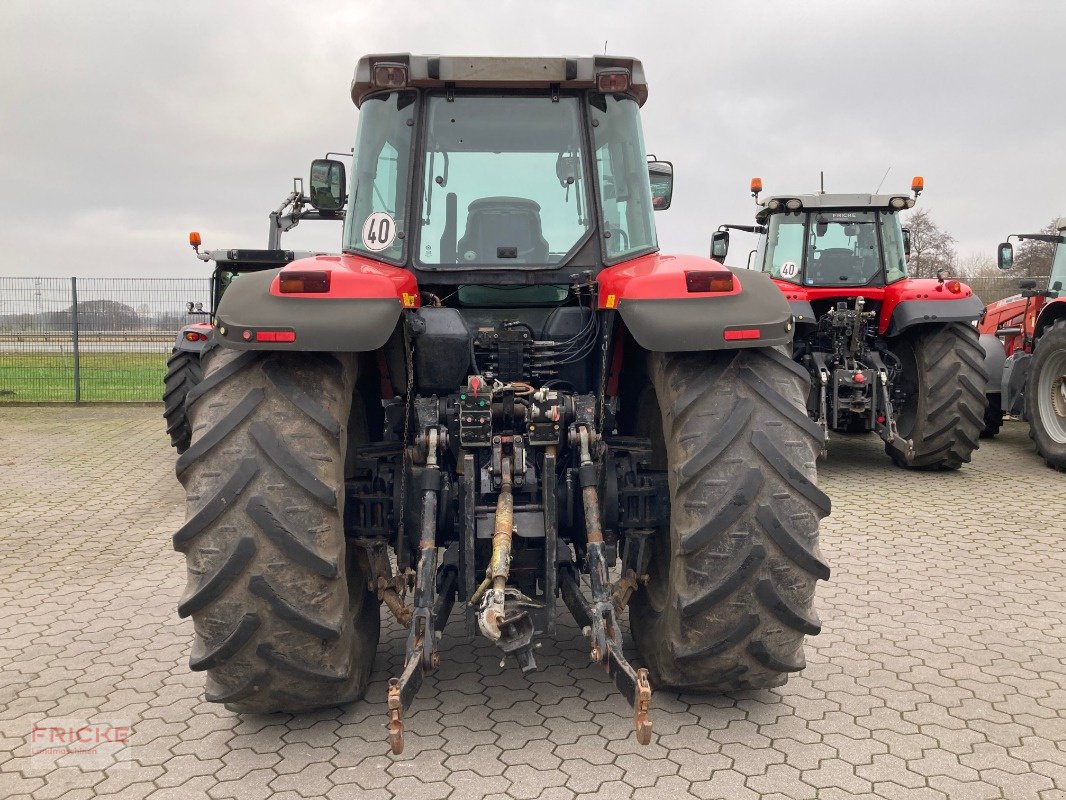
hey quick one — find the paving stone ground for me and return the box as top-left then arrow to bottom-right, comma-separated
0,405 -> 1064,800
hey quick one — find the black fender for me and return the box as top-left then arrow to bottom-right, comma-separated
789,300 -> 817,330
213,268 -> 403,351
617,268 -> 794,352
979,333 -> 1006,397
884,295 -> 984,336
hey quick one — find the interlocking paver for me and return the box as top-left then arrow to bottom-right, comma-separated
0,406 -> 1063,799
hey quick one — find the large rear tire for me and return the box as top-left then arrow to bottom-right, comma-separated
163,348 -> 203,453
1025,319 -> 1066,471
630,348 -> 831,691
886,323 -> 987,469
174,347 -> 379,713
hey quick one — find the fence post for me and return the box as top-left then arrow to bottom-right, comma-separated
71,276 -> 81,404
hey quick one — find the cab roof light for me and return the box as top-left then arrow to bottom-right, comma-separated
911,175 -> 924,197
686,271 -> 735,293
279,271 -> 331,294
596,68 -> 630,93
785,198 -> 803,211
372,61 -> 408,89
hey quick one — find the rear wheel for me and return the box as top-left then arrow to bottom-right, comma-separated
630,348 -> 830,691
163,348 -> 203,453
1025,320 -> 1066,470
886,323 -> 987,469
174,347 -> 379,712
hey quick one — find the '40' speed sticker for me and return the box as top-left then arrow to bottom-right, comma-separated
780,260 -> 800,279
362,212 -> 396,252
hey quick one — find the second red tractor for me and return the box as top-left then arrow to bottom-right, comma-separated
715,178 -> 989,469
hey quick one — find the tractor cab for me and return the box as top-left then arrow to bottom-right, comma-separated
747,189 -> 916,288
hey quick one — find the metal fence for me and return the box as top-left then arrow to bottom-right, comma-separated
0,277 -> 210,403
0,273 -> 1044,404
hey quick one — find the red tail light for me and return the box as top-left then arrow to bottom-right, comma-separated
946,279 -> 962,293
184,331 -> 208,342
686,271 -> 735,293
255,330 -> 296,343
279,271 -> 330,293
723,328 -> 761,341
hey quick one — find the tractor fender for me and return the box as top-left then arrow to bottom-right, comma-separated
598,254 -> 793,351
1035,296 -> 1066,340
979,333 -> 1006,398
172,322 -> 213,354
883,295 -> 984,336
213,255 -> 419,351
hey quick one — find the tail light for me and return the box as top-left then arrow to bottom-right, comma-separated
946,279 -> 962,293
254,330 -> 297,343
279,271 -> 331,293
724,328 -> 761,341
184,331 -> 208,342
686,271 -> 734,293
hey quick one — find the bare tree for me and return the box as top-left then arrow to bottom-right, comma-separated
904,209 -> 957,278
1011,219 -> 1059,278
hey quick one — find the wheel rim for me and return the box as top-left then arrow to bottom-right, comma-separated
1037,350 -> 1066,444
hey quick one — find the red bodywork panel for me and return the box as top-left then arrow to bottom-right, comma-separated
270,254 -> 421,306
773,277 -> 978,335
979,294 -> 1066,356
597,253 -> 738,308
187,322 -> 213,333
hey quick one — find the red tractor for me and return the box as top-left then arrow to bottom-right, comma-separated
169,54 -> 831,753
715,178 -> 988,469
978,218 -> 1066,470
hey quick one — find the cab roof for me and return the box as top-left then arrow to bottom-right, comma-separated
755,192 -> 916,223
351,53 -> 648,107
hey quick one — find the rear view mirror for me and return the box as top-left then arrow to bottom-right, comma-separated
711,230 -> 730,261
902,227 -> 911,257
648,160 -> 673,210
309,158 -> 346,212
997,242 -> 1014,271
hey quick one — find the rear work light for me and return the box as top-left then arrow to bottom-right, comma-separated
596,68 -> 630,93
686,271 -> 735,293
372,62 -> 408,88
279,271 -> 331,293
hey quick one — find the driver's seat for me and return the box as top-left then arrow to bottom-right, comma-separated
456,197 -> 549,264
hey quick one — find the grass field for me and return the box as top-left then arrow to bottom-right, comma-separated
0,352 -> 167,402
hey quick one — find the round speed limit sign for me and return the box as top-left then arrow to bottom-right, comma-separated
361,212 -> 397,252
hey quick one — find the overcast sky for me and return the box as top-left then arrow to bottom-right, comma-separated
3,1 -> 1064,279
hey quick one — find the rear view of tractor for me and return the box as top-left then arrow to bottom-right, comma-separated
715,178 -> 988,469
979,219 -> 1066,470
170,54 -> 831,754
